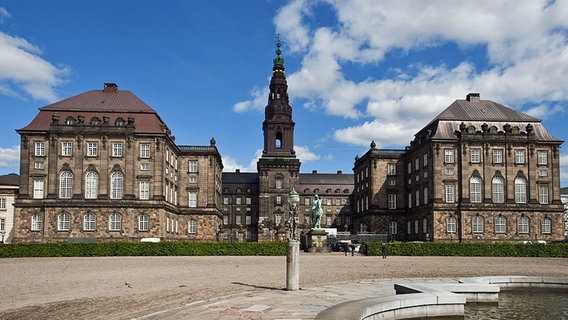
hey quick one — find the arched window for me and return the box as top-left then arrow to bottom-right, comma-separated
275,132 -> 282,148
31,214 -> 43,231
470,177 -> 482,203
517,216 -> 529,234
111,172 -> 123,199
492,177 -> 504,203
109,213 -> 121,231
138,214 -> 149,231
65,116 -> 75,125
275,177 -> 283,189
58,212 -> 70,231
489,126 -> 498,134
59,171 -> 73,199
85,171 -> 98,199
514,177 -> 527,203
472,215 -> 484,233
90,117 -> 100,125
447,216 -> 456,233
115,118 -> 125,126
235,187 -> 242,193
83,212 -> 96,231
188,219 -> 197,234
495,216 -> 507,233
541,217 -> 552,234
389,221 -> 398,235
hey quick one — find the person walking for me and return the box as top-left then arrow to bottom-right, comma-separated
381,243 -> 387,259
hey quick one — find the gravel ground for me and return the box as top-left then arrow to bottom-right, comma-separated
1,253 -> 567,319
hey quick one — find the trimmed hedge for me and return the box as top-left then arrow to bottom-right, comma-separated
0,241 -> 287,258
365,241 -> 568,258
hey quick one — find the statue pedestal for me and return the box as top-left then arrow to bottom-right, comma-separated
307,229 -> 330,253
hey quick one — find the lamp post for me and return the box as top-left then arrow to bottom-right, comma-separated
286,188 -> 300,290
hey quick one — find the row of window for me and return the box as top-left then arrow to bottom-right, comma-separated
34,141 -> 152,158
443,149 -> 549,165
30,213 -> 198,234
62,116 -> 128,127
446,215 -> 552,235
446,178 -> 549,204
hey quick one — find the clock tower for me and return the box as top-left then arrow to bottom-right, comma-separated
257,39 -> 301,240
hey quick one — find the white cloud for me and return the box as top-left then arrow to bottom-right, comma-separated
222,146 -> 320,172
233,87 -> 267,112
560,153 -> 568,187
524,103 -> 564,119
294,145 -> 320,162
0,9 -> 68,102
0,145 -> 19,171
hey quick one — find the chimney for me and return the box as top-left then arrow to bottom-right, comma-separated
312,170 -> 317,174
337,170 -> 342,174
235,169 -> 240,173
466,93 -> 480,102
104,83 -> 118,93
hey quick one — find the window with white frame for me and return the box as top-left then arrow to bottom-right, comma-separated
57,212 -> 70,231
140,163 -> 149,171
537,151 -> 548,165
0,218 -> 4,232
34,142 -> 45,156
492,149 -> 503,164
0,198 -> 5,209
389,221 -> 397,235
335,198 -> 341,206
495,216 -> 506,233
470,177 -> 482,203
235,197 -> 242,205
447,216 -> 456,233
246,197 -> 252,205
444,149 -> 454,163
236,215 -> 242,225
139,181 -> 150,200
189,176 -> 197,183
83,212 -> 96,231
223,197 -> 229,205
445,167 -> 454,176
189,192 -> 197,207
415,158 -> 420,170
445,184 -> 455,203
470,149 -> 481,163
85,171 -> 98,199
109,213 -> 121,231
387,163 -> 396,175
59,171 -> 73,199
33,180 -> 44,199
111,143 -> 123,157
275,177 -> 283,189
223,215 -> 228,225
541,217 -> 551,234
492,177 -> 505,203
189,160 -> 198,173
31,214 -> 42,231
538,184 -> 549,204
415,190 -> 420,207
87,142 -> 97,157
517,216 -> 529,234
423,187 -> 429,205
140,143 -> 151,158
138,214 -> 149,231
61,142 -> 72,156
246,215 -> 252,225
472,215 -> 484,233
188,220 -> 197,234
276,196 -> 282,205
110,171 -> 123,199
388,194 -> 397,209
539,170 -> 548,177
326,198 -> 332,206
514,177 -> 527,203
514,150 -> 526,164
34,162 -> 44,169
423,153 -> 428,167
407,162 -> 412,174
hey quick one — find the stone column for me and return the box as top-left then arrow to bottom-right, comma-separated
286,239 -> 300,290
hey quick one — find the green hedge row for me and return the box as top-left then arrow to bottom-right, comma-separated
365,241 -> 568,258
0,241 -> 287,258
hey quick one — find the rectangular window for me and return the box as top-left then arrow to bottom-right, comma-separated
515,150 -> 526,164
423,187 -> 429,205
408,193 -> 412,208
387,163 -> 396,175
0,198 -> 6,209
493,149 -> 503,164
335,198 -> 341,206
472,216 -> 484,233
447,217 -> 456,233
414,158 -> 420,170
189,192 -> 197,207
304,197 -> 310,206
445,167 -> 454,176
223,197 -> 229,205
415,190 -> 420,207
444,149 -> 454,163
189,160 -> 198,173
140,163 -> 150,171
541,219 -> 551,234
31,215 -> 42,231
61,142 -> 72,156
246,197 -> 252,205
495,217 -> 506,234
139,181 -> 150,200
276,196 -> 282,205
423,153 -> 428,167
470,149 -> 481,163
407,162 -> 412,174
539,170 -> 548,177
34,142 -> 45,157
538,185 -> 549,204
87,142 -> 97,157
0,218 -> 5,232
112,143 -> 123,157
518,217 -> 529,234
246,215 -> 252,225
33,180 -> 44,199
445,184 -> 455,203
188,220 -> 197,234
537,151 -> 548,165
388,194 -> 396,209
34,162 -> 44,169
140,143 -> 151,158
189,176 -> 197,183
235,197 -> 242,205
223,215 -> 228,225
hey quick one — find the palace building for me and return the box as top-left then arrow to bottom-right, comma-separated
12,42 -> 565,243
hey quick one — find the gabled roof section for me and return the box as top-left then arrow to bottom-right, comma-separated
0,173 -> 19,186
40,87 -> 155,113
222,172 -> 259,184
433,94 -> 540,122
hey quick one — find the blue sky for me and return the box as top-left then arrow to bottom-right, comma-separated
1,1 -> 567,187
